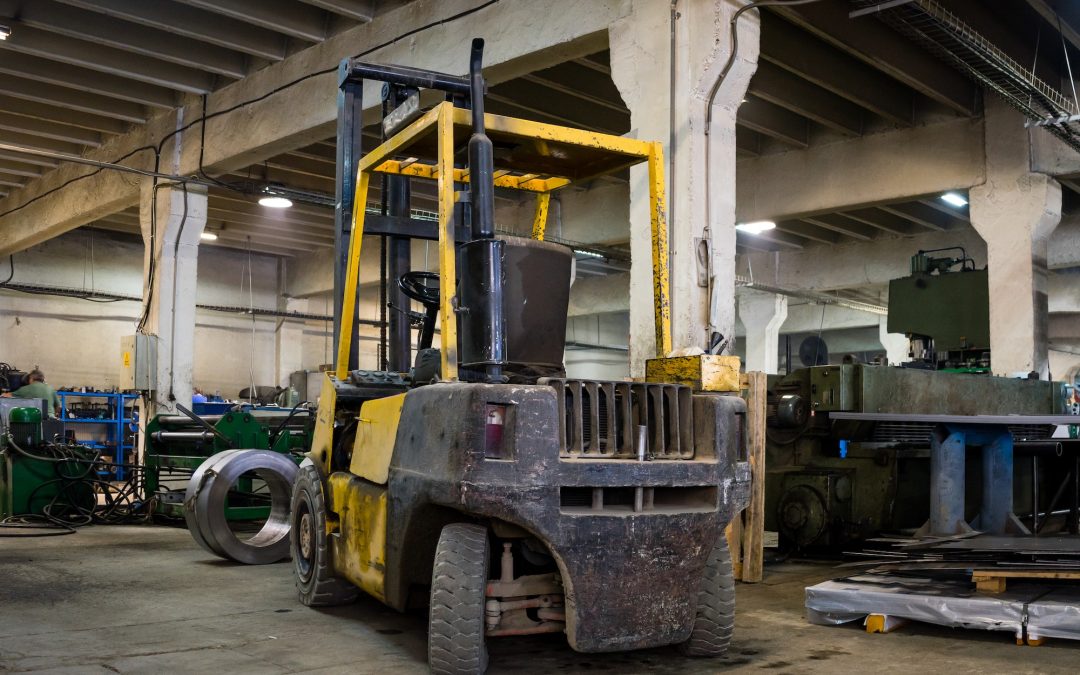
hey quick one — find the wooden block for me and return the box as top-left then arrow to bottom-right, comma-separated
740,371 -> 767,583
725,516 -> 745,581
1027,637 -> 1046,647
865,614 -> 907,634
973,575 -> 1007,594
645,355 -> 742,392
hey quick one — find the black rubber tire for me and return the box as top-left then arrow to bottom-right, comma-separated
290,463 -> 358,606
680,535 -> 736,657
428,523 -> 490,675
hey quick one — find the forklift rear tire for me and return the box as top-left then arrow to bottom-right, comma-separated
428,523 -> 490,675
291,463 -> 358,606
679,535 -> 735,657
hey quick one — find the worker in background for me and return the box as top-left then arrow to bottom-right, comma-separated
1,369 -> 61,418
192,388 -> 208,404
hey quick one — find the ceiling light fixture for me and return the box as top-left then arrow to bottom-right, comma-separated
735,220 -> 776,235
0,26 -> 10,41
200,231 -> 218,241
258,195 -> 293,208
940,192 -> 968,207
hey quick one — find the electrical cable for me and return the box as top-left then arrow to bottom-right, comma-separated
0,254 -> 13,285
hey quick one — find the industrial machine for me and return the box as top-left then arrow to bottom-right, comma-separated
289,40 -> 748,673
887,247 -> 990,372
145,404 -> 313,519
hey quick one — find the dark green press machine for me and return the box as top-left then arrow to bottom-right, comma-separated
765,249 -> 1078,549
144,406 -> 314,519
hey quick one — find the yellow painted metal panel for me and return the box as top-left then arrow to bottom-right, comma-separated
308,373 -> 339,474
647,143 -> 672,358
357,104 -> 443,172
645,355 -> 742,392
349,393 -> 405,484
451,106 -> 653,157
531,192 -> 551,241
335,171 -> 370,380
327,473 -> 387,601
437,103 -> 459,381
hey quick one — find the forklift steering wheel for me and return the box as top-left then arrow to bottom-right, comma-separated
398,271 -> 440,308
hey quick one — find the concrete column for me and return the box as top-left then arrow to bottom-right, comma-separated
610,0 -> 759,375
138,181 -> 208,414
878,317 -> 909,366
738,289 -> 786,373
970,97 -> 1062,378
277,298 -> 307,388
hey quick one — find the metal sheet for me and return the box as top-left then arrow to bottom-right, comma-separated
829,412 -> 1080,425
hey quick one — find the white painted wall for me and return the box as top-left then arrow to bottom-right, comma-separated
0,229 -> 287,397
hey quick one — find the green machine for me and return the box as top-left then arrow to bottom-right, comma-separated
764,365 -> 1074,548
1,403 -> 86,519
887,247 -> 990,372
144,406 -> 314,519
764,247 -> 1078,549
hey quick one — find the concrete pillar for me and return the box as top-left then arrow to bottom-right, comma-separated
610,0 -> 759,375
970,97 -> 1062,378
878,317 -> 909,366
277,298 -> 307,389
738,289 -> 786,373
138,181 -> 208,414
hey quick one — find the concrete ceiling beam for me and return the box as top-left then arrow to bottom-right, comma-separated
0,112 -> 102,148
760,12 -> 913,126
487,77 -> 628,134
841,207 -> 919,236
882,201 -> 966,231
12,0 -> 248,80
748,61 -> 862,137
54,0 -> 288,62
1026,0 -> 1080,54
0,95 -> 129,135
172,0 -> 330,43
0,24 -> 216,95
0,150 -> 58,169
773,3 -> 976,116
776,220 -> 840,245
0,130 -> 88,156
738,95 -> 808,148
737,116 -> 984,223
298,0 -> 375,23
0,159 -> 45,179
0,74 -> 147,123
0,0 -> 625,256
0,52 -> 176,109
918,197 -> 971,222
801,214 -> 876,241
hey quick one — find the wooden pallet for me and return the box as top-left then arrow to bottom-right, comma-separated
973,569 -> 1080,594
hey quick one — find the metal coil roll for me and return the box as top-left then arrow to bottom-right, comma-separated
183,449 -> 299,564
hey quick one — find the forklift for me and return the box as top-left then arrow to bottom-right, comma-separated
290,39 -> 749,673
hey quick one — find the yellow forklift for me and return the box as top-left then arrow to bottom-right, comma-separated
291,39 -> 749,673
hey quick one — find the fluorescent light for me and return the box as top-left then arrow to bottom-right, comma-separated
940,192 -> 968,207
575,249 -> 605,259
258,195 -> 293,208
200,231 -> 218,241
0,26 -> 10,41
735,220 -> 776,235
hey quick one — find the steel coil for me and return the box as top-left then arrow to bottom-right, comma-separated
183,449 -> 299,564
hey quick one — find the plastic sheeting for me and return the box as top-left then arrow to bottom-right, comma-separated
804,574 -> 1061,640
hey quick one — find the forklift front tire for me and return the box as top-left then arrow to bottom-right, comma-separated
679,534 -> 736,657
428,523 -> 490,675
290,463 -> 358,606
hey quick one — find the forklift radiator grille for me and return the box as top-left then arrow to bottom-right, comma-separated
542,379 -> 693,459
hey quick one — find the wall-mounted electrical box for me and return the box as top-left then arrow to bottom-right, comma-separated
120,334 -> 157,391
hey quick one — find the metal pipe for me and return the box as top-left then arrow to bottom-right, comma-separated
346,62 -> 471,95
1032,455 -> 1040,533
151,431 -> 214,443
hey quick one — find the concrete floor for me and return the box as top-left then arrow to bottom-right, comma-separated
1,525 -> 1077,674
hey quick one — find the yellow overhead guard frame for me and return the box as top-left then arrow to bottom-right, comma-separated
334,101 -> 671,382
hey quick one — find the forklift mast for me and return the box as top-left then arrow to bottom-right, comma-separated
333,39 -> 510,382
